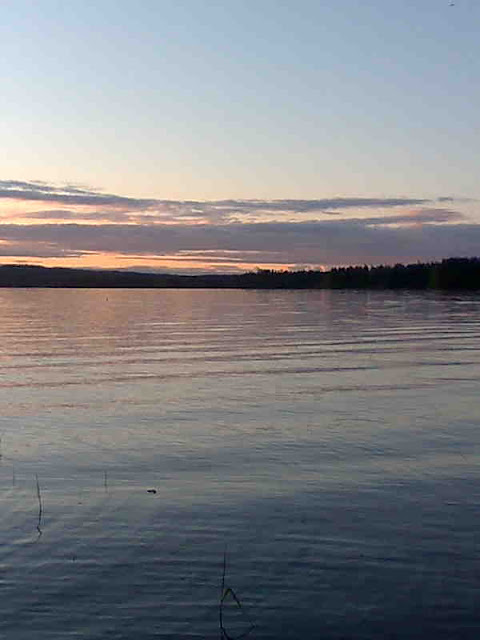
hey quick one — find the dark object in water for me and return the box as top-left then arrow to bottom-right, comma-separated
220,547 -> 255,639
147,489 -> 157,494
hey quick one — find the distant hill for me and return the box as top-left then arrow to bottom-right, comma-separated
0,264 -> 221,288
1,258 -> 479,289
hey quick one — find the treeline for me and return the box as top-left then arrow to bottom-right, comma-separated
238,258 -> 480,290
0,257 -> 479,289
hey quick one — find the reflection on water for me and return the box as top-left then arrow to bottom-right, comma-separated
0,289 -> 479,639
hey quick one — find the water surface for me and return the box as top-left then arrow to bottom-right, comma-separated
1,289 -> 479,639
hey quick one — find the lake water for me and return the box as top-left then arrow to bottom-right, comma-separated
0,288 -> 479,639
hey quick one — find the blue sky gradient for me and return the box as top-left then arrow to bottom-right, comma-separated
1,1 -> 479,272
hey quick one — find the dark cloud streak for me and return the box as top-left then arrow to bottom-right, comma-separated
1,218 -> 479,267
0,180 -> 438,216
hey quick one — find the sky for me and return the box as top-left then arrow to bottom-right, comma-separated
1,0 -> 479,274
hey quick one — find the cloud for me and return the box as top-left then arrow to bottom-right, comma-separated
198,197 -> 431,213
0,179 -> 477,271
0,180 -> 158,209
1,217 -> 479,268
20,209 -> 138,223
360,208 -> 464,225
0,179 -> 446,223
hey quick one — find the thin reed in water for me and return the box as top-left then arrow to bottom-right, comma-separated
35,474 -> 43,537
219,547 -> 254,640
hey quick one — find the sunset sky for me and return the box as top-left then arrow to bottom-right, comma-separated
1,0 -> 479,273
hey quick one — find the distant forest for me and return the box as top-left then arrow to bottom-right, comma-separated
1,257 -> 480,290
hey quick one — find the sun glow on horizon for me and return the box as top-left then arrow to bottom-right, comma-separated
1,255 -> 318,274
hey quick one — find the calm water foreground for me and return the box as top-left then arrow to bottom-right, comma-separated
0,288 -> 479,639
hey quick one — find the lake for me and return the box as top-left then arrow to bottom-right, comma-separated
0,288 -> 479,639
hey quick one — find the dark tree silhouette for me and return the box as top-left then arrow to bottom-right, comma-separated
0,258 -> 479,290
